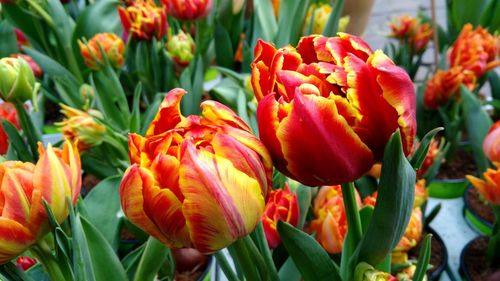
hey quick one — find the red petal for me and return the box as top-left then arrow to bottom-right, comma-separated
146,88 -> 185,136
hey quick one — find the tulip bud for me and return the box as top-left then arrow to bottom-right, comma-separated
303,3 -> 332,34
467,167 -> 500,205
354,262 -> 398,281
166,31 -> 195,67
164,0 -> 213,20
56,104 -> 106,152
0,102 -> 20,155
394,207 -> 423,253
118,0 -> 168,41
16,256 -> 37,271
79,84 -> 95,110
0,57 -> 39,105
14,29 -> 30,50
483,120 -> 500,165
261,184 -> 300,248
79,33 -> 125,70
10,54 -> 43,78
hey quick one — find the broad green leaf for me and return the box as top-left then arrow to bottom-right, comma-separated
277,221 -> 341,281
349,131 -> 416,278
480,0 -> 500,31
253,0 -> 278,43
122,244 -> 146,280
461,85 -> 492,174
0,262 -> 36,281
409,127 -> 444,170
0,20 -> 18,58
451,0 -> 489,29
413,234 -> 432,281
489,71 -> 500,100
278,257 -> 301,281
322,0 -> 345,36
25,264 -> 50,281
130,83 -> 143,133
215,23 -> 235,69
73,0 -> 122,40
133,237 -> 171,281
2,120 -> 34,162
81,175 -> 123,251
274,0 -> 310,47
295,184 -> 312,229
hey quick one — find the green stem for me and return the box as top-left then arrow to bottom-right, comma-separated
242,235 -> 277,281
487,205 -> 500,267
30,240 -> 67,281
231,237 -> 261,281
25,0 -> 55,28
254,223 -> 280,281
214,251 -> 241,281
341,182 -> 363,249
103,132 -> 129,162
14,101 -> 41,161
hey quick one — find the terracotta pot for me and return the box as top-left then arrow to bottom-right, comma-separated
463,186 -> 494,235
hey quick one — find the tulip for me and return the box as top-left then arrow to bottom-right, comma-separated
16,256 -> 37,271
56,104 -> 106,152
416,138 -> 441,178
14,29 -> 29,50
307,185 -> 361,254
251,34 -> 416,186
423,66 -> 476,109
483,121 -> 500,165
10,54 -> 43,78
467,167 -> 500,205
0,57 -> 38,105
78,33 -> 125,70
261,183 -> 299,248
166,31 -> 195,67
303,4 -> 332,35
0,102 -> 20,155
118,0 -> 167,41
164,0 -> 212,20
120,88 -> 272,253
354,262 -> 398,281
389,15 -> 432,54
449,24 -> 500,79
394,207 -> 423,252
414,179 -> 428,208
0,140 -> 81,263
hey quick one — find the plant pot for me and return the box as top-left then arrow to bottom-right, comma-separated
427,178 -> 469,199
463,186 -> 494,235
459,236 -> 500,280
408,227 -> 448,280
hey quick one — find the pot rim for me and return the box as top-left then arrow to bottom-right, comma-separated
463,186 -> 494,233
425,226 -> 448,280
459,235 -> 487,281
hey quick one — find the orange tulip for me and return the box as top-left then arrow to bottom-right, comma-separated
467,167 -> 500,205
394,207 -> 423,252
423,66 -> 476,109
483,120 -> 500,165
414,179 -> 428,208
251,34 -> 416,186
163,0 -> 212,20
120,88 -> 272,253
79,33 -> 125,70
0,140 -> 81,263
261,183 -> 299,248
307,185 -> 361,254
449,24 -> 499,79
0,102 -> 20,155
118,0 -> 167,41
388,15 -> 432,54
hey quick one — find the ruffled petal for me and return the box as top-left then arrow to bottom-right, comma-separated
146,88 -> 185,137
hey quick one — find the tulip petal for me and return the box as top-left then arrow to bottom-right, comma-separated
201,100 -> 251,132
146,88 -> 185,137
0,218 -> 34,263
252,40 -> 278,100
179,141 -> 264,253
320,212 -> 343,254
1,165 -> 34,224
275,88 -> 374,186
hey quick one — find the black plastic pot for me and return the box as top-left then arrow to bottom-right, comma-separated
463,186 -> 493,235
426,227 -> 448,281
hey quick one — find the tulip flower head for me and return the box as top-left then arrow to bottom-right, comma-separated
394,207 -> 423,252
120,88 -> 272,253
0,102 -> 20,155
303,3 -> 332,35
449,24 -> 500,79
0,57 -> 39,105
15,256 -> 37,271
307,185 -> 360,254
14,29 -> 29,50
9,54 -> 43,78
0,141 -> 81,263
164,0 -> 213,20
56,104 -> 106,152
261,183 -> 300,248
354,262 -> 398,281
118,0 -> 167,41
414,179 -> 428,208
79,33 -> 125,70
166,30 -> 195,67
483,120 -> 500,165
467,167 -> 500,205
389,15 -> 432,54
423,66 -> 476,109
251,34 -> 416,186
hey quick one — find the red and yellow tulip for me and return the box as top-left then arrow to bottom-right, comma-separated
251,33 -> 416,186
120,88 -> 272,253
423,66 -> 476,109
9,54 -> 42,78
389,15 -> 432,53
118,0 -> 167,41
0,102 -> 20,155
79,33 -> 125,70
449,24 -> 499,79
307,185 -> 361,254
483,120 -> 500,165
394,207 -> 423,253
0,140 -> 81,263
163,0 -> 212,20
467,167 -> 500,205
261,183 -> 299,248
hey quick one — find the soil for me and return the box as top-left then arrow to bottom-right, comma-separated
466,188 -> 495,225
409,229 -> 446,279
461,236 -> 498,281
436,149 -> 477,179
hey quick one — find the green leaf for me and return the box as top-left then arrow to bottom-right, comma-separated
409,127 -> 444,170
274,0 -> 310,47
73,214 -> 128,281
0,262 -> 36,281
122,244 -> 146,280
349,131 -> 416,275
1,120 -> 34,162
133,237 -> 171,281
214,23 -> 235,69
278,257 -> 302,281
253,0 -> 278,43
73,0 -> 122,41
451,0 -> 489,29
488,71 -> 500,100
277,221 -> 341,281
413,234 -> 432,281
81,175 -> 122,251
479,0 -> 500,31
0,20 -> 19,58
295,184 -> 312,229
25,264 -> 50,281
322,0 -> 345,36
461,85 -> 492,174
130,83 -> 143,133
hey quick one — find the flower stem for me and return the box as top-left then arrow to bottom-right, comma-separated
25,0 -> 55,28
30,240 -> 67,281
341,182 -> 363,249
231,237 -> 261,281
254,223 -> 280,281
214,251 -> 241,281
14,101 -> 41,161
